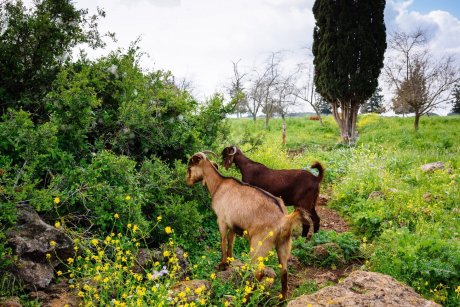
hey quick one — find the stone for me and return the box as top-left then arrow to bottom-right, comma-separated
170,279 -> 211,303
6,203 -> 73,290
287,270 -> 440,307
368,191 -> 385,200
315,272 -> 339,286
423,192 -> 432,202
28,280 -> 80,307
317,195 -> 330,206
0,297 -> 22,307
11,260 -> 53,290
421,162 -> 445,172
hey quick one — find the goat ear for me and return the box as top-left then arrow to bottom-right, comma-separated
190,154 -> 202,165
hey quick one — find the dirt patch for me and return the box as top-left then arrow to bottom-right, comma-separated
317,205 -> 350,233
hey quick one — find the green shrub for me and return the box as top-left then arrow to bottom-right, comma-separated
369,228 -> 460,305
292,230 -> 362,267
51,151 -> 149,233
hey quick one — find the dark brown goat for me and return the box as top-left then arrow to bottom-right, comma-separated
222,146 -> 324,237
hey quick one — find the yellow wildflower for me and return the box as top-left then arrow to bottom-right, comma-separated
165,226 -> 172,234
67,258 -> 74,264
114,213 -> 119,219
46,253 -> 51,260
210,273 -> 216,280
157,215 -> 162,221
125,195 -> 131,201
54,221 -> 61,228
57,271 -> 62,276
50,240 -> 57,247
163,250 -> 170,257
53,197 -> 60,204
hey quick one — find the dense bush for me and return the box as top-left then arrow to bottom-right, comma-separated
369,228 -> 460,306
292,230 -> 362,267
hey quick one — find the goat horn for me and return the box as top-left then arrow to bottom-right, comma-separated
202,150 -> 218,158
228,146 -> 237,156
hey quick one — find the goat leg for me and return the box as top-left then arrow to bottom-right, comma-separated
217,221 -> 229,271
227,230 -> 235,258
276,240 -> 291,300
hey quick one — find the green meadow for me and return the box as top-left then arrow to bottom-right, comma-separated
224,114 -> 460,305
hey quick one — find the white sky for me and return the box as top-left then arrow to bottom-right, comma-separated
73,0 -> 460,114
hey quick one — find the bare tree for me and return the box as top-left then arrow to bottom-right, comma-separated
385,29 -> 460,129
293,64 -> 324,126
247,70 -> 265,121
272,70 -> 298,144
227,60 -> 248,118
259,52 -> 283,127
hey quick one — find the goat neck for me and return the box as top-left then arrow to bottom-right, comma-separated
201,160 -> 224,197
233,153 -> 261,180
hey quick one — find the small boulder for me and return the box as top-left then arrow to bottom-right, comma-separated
315,272 -> 339,286
317,195 -> 330,206
287,270 -> 440,307
368,191 -> 385,200
421,162 -> 445,172
170,279 -> 211,303
0,297 -> 22,307
423,192 -> 432,202
133,247 -> 190,280
6,203 -> 73,290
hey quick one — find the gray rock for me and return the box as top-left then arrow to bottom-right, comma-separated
6,203 -> 73,290
287,270 -> 440,307
368,191 -> 385,200
421,162 -> 445,172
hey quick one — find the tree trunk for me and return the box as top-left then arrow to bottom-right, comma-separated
282,114 -> 286,145
414,113 -> 421,130
312,106 -> 324,126
331,100 -> 360,144
252,113 -> 257,121
265,114 -> 270,128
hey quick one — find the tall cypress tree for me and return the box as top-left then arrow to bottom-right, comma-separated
312,0 -> 386,143
451,84 -> 460,114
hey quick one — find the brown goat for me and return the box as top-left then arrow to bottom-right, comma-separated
222,146 -> 324,237
186,152 -> 312,299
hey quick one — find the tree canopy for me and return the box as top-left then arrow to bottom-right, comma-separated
0,0 -> 107,122
312,0 -> 386,142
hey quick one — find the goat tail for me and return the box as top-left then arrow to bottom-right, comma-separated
311,161 -> 325,182
280,209 -> 313,239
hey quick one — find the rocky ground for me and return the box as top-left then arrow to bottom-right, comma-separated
1,194 -> 441,307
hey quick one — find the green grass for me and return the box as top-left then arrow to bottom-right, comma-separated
224,114 -> 460,306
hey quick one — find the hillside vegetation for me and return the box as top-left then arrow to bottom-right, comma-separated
1,111 -> 459,306
226,115 -> 460,305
